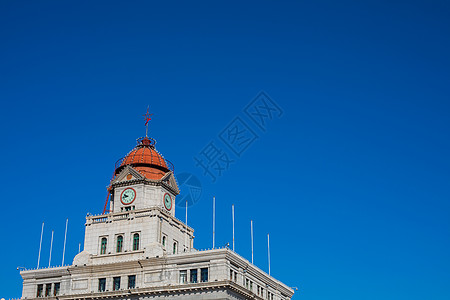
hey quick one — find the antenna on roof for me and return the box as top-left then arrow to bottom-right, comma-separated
213,196 -> 216,249
48,230 -> 54,268
232,204 -> 235,251
62,218 -> 68,266
37,222 -> 44,269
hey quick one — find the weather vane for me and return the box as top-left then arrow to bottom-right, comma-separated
143,106 -> 153,137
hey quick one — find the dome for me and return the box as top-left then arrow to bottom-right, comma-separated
114,137 -> 173,180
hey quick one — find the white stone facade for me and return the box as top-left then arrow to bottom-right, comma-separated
21,249 -> 294,300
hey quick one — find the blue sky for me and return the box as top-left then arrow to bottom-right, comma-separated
1,1 -> 449,299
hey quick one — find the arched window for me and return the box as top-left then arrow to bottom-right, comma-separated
173,242 -> 177,254
100,237 -> 107,254
133,233 -> 139,251
116,235 -> 123,253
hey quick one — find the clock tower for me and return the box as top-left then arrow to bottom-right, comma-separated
77,134 -> 192,265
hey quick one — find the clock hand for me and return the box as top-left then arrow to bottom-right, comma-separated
124,195 -> 128,198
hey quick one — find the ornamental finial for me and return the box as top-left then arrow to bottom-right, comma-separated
143,106 -> 153,137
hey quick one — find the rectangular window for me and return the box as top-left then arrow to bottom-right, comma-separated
230,269 -> 233,280
200,268 -> 208,282
128,275 -> 136,289
190,269 -> 198,283
179,270 -> 187,284
98,278 -> 106,292
234,271 -> 237,282
37,284 -> 43,297
53,283 -> 60,296
250,281 -> 253,291
45,284 -> 52,297
246,278 -> 249,289
113,277 -> 121,291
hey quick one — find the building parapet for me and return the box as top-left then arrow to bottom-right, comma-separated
86,207 -> 194,234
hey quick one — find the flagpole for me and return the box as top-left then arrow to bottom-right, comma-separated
62,218 -> 68,265
37,222 -> 44,269
232,204 -> 235,251
48,230 -> 54,268
268,233 -> 271,276
213,196 -> 215,249
185,200 -> 188,252
251,220 -> 254,264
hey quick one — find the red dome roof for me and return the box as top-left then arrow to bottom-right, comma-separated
115,137 -> 173,180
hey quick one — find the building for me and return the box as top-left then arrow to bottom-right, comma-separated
20,132 -> 295,300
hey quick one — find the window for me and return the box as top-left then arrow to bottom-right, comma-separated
98,278 -> 106,292
116,235 -> 123,253
133,233 -> 139,251
36,284 -> 43,297
162,236 -> 166,247
200,268 -> 208,282
45,284 -> 51,297
179,270 -> 187,284
173,241 -> 177,254
113,277 -> 121,291
53,283 -> 60,296
246,278 -> 249,289
250,281 -> 253,291
125,206 -> 132,211
190,269 -> 198,283
100,237 -> 107,254
128,275 -> 136,289
234,271 -> 237,282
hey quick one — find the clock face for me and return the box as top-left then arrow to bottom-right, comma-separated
120,188 -> 136,205
163,193 -> 172,211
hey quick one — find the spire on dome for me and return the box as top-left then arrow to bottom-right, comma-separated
143,106 -> 153,137
112,108 -> 174,181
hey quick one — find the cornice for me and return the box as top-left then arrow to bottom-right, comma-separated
28,280 -> 261,300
